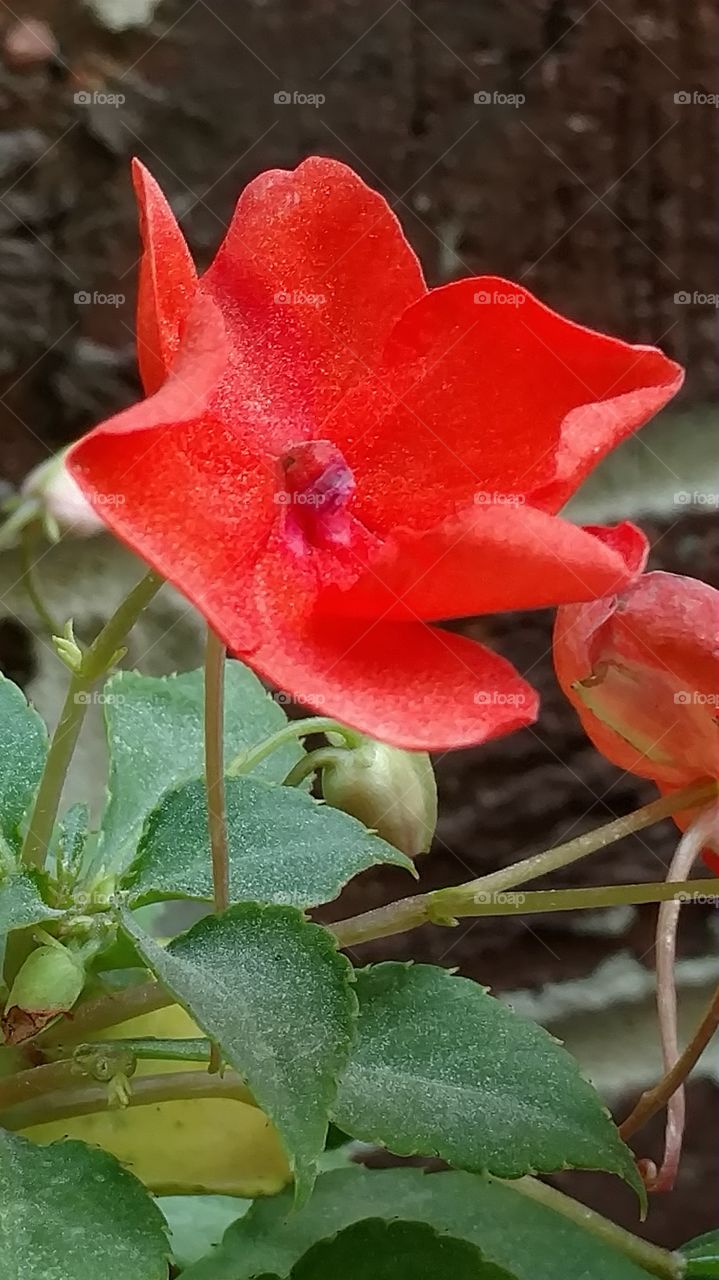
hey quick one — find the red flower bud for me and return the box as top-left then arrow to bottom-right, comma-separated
554,571 -> 719,864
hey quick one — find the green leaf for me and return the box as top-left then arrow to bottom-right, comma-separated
123,775 -> 413,909
0,674 -> 47,857
54,803 -> 90,880
180,1166 -> 654,1280
95,662 -> 304,874
121,904 -> 356,1204
286,1219 -> 514,1280
157,1195 -> 250,1270
333,964 -> 643,1200
0,1130 -> 169,1279
0,869 -> 61,968
681,1231 -> 719,1277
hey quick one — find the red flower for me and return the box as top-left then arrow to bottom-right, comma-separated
554,571 -> 719,865
68,157 -> 683,749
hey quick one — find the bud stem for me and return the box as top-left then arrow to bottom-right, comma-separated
283,747 -> 344,788
20,525 -> 62,636
226,717 -> 361,777
21,569 -> 164,872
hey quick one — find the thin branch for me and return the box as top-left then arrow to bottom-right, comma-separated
620,983 -> 719,1140
204,627 -> 229,913
646,806 -> 717,1192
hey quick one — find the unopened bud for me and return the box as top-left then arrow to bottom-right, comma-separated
22,451 -> 105,538
2,943 -> 85,1044
320,738 -> 437,858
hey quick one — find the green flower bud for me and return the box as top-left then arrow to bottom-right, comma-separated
2,943 -> 85,1044
320,738 -> 437,858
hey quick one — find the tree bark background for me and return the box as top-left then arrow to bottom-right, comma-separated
0,0 -> 716,1249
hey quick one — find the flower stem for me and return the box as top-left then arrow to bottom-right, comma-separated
329,781 -> 716,949
21,569 -> 164,872
620,982 -> 719,1140
500,1176 -> 684,1279
330,878 -> 718,948
204,628 -> 229,915
1,1068 -> 256,1131
226,717 -> 361,777
438,780 -> 716,909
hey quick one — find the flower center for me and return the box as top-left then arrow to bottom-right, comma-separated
277,440 -> 356,549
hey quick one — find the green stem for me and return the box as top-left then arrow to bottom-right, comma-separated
20,569 -> 164,872
0,1038 -> 212,1112
20,526 -> 62,635
331,879 -> 718,948
227,717 -> 361,777
329,781 -> 716,949
439,780 -> 716,908
36,979 -> 171,1048
79,1036 -> 211,1064
204,628 -> 229,915
1,1068 -> 256,1131
283,747 -> 341,788
500,1176 -> 684,1279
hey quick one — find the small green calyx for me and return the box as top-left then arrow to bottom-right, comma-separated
2,940 -> 86,1044
319,736 -> 438,858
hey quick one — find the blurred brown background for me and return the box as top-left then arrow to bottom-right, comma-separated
0,0 -> 717,1249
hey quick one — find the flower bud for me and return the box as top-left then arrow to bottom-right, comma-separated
320,737 -> 437,858
553,572 -> 718,788
2,943 -> 85,1044
22,451 -> 105,538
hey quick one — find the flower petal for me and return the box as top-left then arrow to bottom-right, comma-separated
240,613 -> 539,751
320,508 -> 648,621
132,159 -> 197,395
324,277 -> 683,534
68,297 -> 279,651
202,155 -> 426,424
